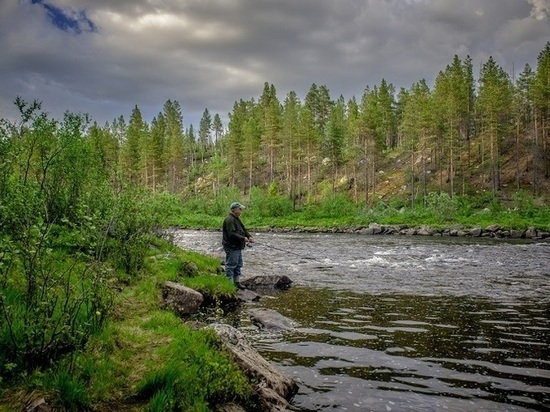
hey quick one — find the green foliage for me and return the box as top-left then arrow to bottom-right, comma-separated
105,187 -> 165,276
136,325 -> 251,411
424,192 -> 461,222
0,101 -> 167,387
48,370 -> 91,411
0,248 -> 111,377
249,186 -> 293,217
306,192 -> 358,219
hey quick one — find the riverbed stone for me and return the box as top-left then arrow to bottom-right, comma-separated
237,288 -> 261,302
417,226 -> 437,236
162,281 -> 204,316
469,227 -> 483,237
247,308 -> 296,331
368,222 -> 384,234
510,229 -> 525,238
241,275 -> 293,290
525,227 -> 538,238
207,323 -> 298,412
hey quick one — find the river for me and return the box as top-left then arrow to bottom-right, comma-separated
171,229 -> 550,412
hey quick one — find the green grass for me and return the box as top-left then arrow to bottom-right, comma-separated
169,192 -> 550,232
0,238 -> 251,411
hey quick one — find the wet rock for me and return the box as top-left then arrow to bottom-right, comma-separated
247,308 -> 296,331
207,323 -> 298,412
162,281 -> 204,316
525,227 -> 538,239
485,224 -> 500,233
417,226 -> 437,236
469,227 -> 483,237
368,222 -> 384,234
509,229 -> 525,238
237,288 -> 261,302
241,275 -> 293,291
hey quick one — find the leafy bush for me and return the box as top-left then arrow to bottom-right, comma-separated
249,186 -> 293,217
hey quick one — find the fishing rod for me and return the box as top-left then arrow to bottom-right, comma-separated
248,240 -> 315,260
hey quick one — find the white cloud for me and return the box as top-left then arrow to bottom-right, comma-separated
0,0 -> 549,127
528,0 -> 550,20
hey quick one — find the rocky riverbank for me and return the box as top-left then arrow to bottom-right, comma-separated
162,275 -> 297,412
258,223 -> 550,239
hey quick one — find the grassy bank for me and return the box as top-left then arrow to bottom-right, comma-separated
0,239 -> 252,411
170,191 -> 550,232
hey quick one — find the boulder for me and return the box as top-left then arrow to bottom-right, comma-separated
247,308 -> 296,332
162,281 -> 204,316
509,229 -> 525,238
417,226 -> 437,236
469,227 -> 483,237
241,275 -> 293,291
485,224 -> 500,233
207,323 -> 298,412
368,222 -> 384,234
237,288 -> 261,302
525,227 -> 538,239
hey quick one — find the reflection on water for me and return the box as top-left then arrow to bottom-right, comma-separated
171,229 -> 550,411
241,288 -> 549,411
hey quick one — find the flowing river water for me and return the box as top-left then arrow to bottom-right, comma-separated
171,229 -> 550,411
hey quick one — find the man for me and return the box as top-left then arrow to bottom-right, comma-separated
222,201 -> 253,288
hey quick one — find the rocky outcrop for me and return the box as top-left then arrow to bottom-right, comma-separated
247,308 -> 296,332
162,281 -> 204,316
207,323 -> 298,412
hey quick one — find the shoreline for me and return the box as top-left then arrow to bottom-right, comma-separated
172,223 -> 550,240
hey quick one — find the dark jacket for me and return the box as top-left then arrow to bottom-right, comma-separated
222,213 -> 250,250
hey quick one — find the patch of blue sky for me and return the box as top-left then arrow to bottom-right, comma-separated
30,0 -> 97,34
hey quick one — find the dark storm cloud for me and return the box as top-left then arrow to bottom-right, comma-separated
0,0 -> 549,128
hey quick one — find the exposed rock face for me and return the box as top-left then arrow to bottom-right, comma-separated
207,323 -> 298,412
162,281 -> 204,316
241,275 -> 293,291
247,308 -> 296,332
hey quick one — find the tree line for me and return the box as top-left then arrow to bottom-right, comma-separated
7,42 -> 550,209
85,43 -> 549,208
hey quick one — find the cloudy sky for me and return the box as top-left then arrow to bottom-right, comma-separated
1,0 -> 549,129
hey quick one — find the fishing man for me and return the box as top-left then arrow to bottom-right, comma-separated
222,201 -> 253,289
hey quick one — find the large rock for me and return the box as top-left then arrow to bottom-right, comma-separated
207,323 -> 298,412
247,308 -> 296,332
162,281 -> 204,316
237,288 -> 261,302
241,275 -> 293,291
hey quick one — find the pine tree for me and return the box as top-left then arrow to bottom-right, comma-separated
163,100 -> 186,193
532,42 -> 550,193
281,90 -> 301,207
121,105 -> 147,185
477,56 -> 514,193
